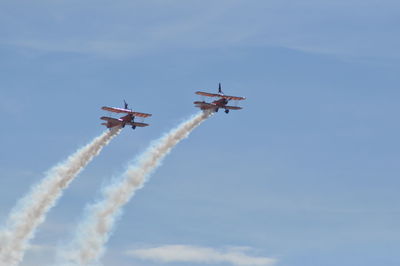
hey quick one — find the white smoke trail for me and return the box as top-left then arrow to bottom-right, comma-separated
59,111 -> 211,266
0,128 -> 121,266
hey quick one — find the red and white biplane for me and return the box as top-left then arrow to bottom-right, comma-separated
194,83 -> 246,113
100,100 -> 152,129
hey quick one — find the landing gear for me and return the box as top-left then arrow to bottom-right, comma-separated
122,123 -> 126,128
132,125 -> 136,130
225,109 -> 229,114
215,108 -> 219,112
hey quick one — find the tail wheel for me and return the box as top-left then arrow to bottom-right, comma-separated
215,108 -> 219,112
132,125 -> 136,130
225,109 -> 229,114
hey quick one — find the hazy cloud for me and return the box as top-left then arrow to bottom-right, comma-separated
27,244 -> 54,253
1,0 -> 400,58
126,245 -> 277,266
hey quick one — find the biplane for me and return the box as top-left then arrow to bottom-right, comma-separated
100,100 -> 152,129
194,83 -> 246,113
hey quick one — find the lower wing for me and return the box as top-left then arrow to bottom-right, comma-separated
194,102 -> 242,111
126,121 -> 149,127
224,105 -> 242,110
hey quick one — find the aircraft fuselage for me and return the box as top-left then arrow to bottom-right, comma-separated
212,98 -> 229,107
121,114 -> 134,123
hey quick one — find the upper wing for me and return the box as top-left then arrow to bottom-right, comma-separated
102,106 -> 132,114
130,112 -> 152,118
195,91 -> 246,101
102,106 -> 152,118
219,95 -> 246,101
195,91 -> 221,98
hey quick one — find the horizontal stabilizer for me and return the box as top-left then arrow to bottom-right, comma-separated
194,101 -> 214,106
100,116 -> 120,122
193,101 -> 215,110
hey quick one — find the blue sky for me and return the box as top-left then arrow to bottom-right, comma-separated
1,0 -> 400,265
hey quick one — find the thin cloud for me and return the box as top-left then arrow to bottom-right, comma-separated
125,245 -> 277,266
27,244 -> 54,253
2,0 -> 400,59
